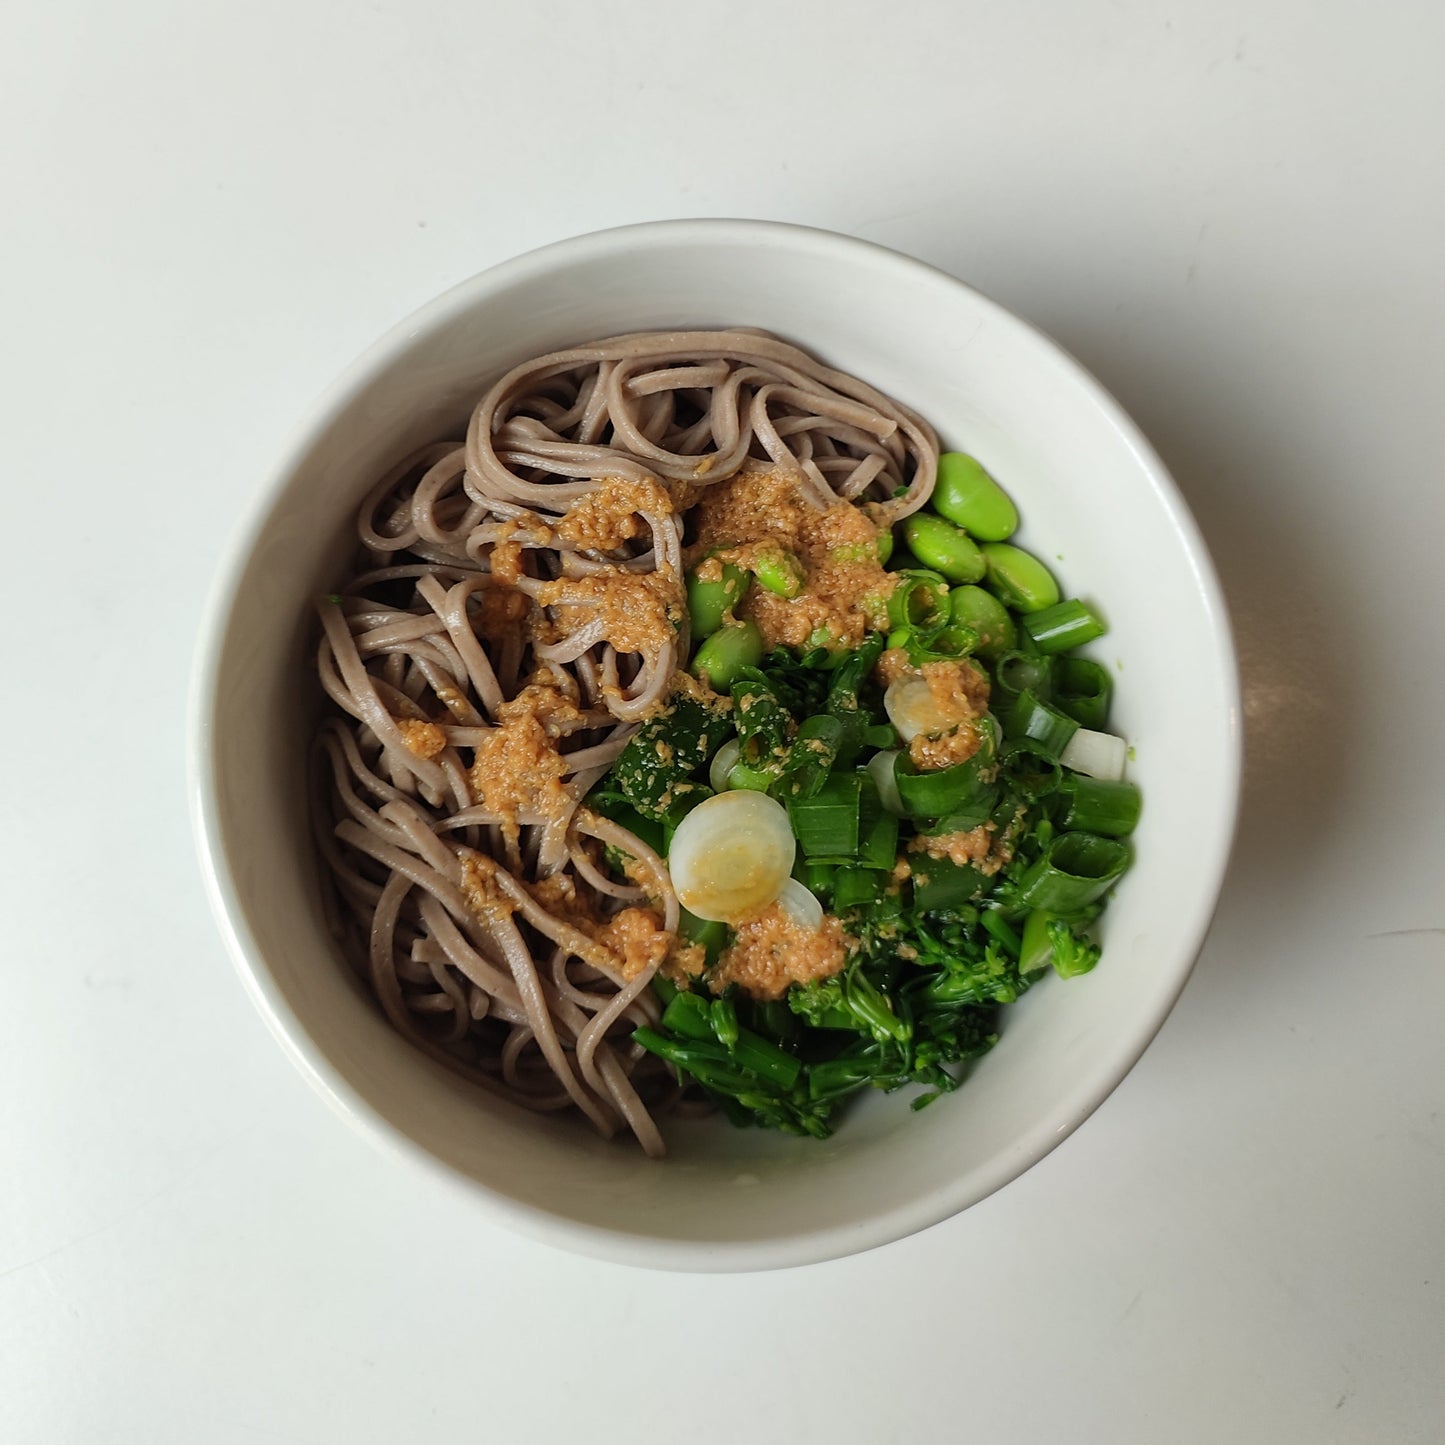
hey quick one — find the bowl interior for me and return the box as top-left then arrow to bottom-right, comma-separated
196,222 -> 1237,1270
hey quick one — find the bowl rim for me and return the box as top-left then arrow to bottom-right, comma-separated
188,217 -> 1242,1272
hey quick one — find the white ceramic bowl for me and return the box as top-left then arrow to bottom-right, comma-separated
190,220 -> 1239,1271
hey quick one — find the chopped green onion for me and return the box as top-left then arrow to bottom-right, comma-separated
904,622 -> 979,665
858,803 -> 900,869
1013,832 -> 1130,913
773,714 -> 845,800
788,773 -> 864,857
801,859 -> 837,894
991,650 -> 1054,713
1021,598 -> 1106,654
894,747 -> 997,819
1059,776 -> 1141,836
1004,688 -> 1080,759
996,737 -> 1065,800
911,857 -> 988,910
832,866 -> 886,910
886,570 -> 950,630
1055,657 -> 1112,729
726,760 -> 774,792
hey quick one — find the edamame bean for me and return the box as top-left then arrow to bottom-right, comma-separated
901,513 -> 986,583
980,542 -> 1060,614
948,584 -> 1017,659
687,562 -> 750,637
876,529 -> 895,565
752,548 -> 806,598
691,620 -> 764,690
933,453 -> 1019,541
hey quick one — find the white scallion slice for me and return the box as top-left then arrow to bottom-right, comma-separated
666,790 -> 796,923
1059,727 -> 1128,781
775,877 -> 825,931
708,737 -> 741,792
865,749 -> 905,815
884,675 -> 954,741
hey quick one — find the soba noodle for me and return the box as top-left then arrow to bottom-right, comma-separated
313,330 -> 938,1156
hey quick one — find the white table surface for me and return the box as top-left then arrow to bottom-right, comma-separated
5,2 -> 1442,1440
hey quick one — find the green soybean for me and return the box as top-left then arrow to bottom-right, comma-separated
876,529 -> 895,565
901,513 -> 986,583
691,620 -> 764,690
933,453 -> 1018,541
948,584 -> 1017,659
686,562 -> 750,636
752,548 -> 806,598
980,542 -> 1060,614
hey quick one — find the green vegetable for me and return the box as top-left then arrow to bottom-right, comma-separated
831,866 -> 886,910
678,908 -> 729,967
710,995 -> 740,1050
687,562 -> 750,636
902,621 -> 979,666
991,649 -> 1054,714
773,714 -> 846,800
1003,688 -> 1080,760
788,772 -> 864,857
605,694 -> 733,821
886,570 -> 950,630
691,620 -> 764,690
1021,910 -> 1102,978
932,453 -> 1019,541
948,585 -> 1017,660
1058,776 -> 1141,837
611,449 -> 1136,1143
1054,656 -> 1113,730
731,674 -> 793,775
1012,832 -> 1130,914
892,721 -> 998,819
900,514 -> 986,583
751,547 -> 806,598
911,857 -> 989,911
1020,598 -> 1106,654
980,542 -> 1060,614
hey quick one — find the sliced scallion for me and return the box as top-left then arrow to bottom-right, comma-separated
1055,656 -> 1112,730
1020,598 -> 1106,654
788,773 -> 864,857
1059,775 -> 1141,836
1004,688 -> 1080,759
1013,832 -> 1130,913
